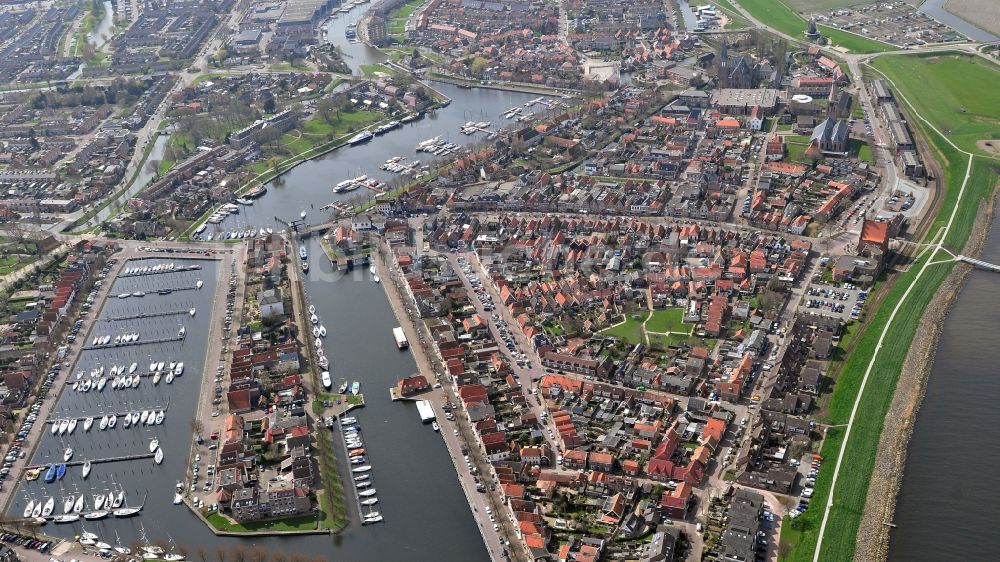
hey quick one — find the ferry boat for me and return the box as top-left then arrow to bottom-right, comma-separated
299,245 -> 308,260
347,130 -> 373,145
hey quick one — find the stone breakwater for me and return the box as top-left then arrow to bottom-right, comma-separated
854,187 -> 998,562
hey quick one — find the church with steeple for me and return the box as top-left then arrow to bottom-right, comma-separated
716,41 -> 753,89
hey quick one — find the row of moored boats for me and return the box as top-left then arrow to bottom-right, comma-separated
342,417 -> 382,524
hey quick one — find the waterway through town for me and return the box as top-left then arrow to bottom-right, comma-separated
888,211 -> 1000,560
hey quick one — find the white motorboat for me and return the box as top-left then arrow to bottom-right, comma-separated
313,326 -> 320,338
152,372 -> 161,385
140,410 -> 149,424
123,415 -> 132,429
51,420 -> 59,435
53,514 -> 79,523
84,417 -> 93,432
178,326 -> 186,338
67,418 -> 78,434
196,280 -> 204,289
63,448 -> 73,462
130,362 -> 138,374
157,361 -> 165,371
154,447 -> 164,465
149,439 -> 159,453
319,325 -> 327,337
58,419 -> 69,435
155,410 -> 165,424
189,307 -> 196,316
94,494 -> 106,511
432,421 -> 440,432
108,414 -> 117,428
310,314 -> 319,324
166,372 -> 175,384
173,492 -> 183,505
174,362 -> 184,375
373,274 -> 380,283
352,465 -> 372,473
82,460 -> 92,479
356,481 -> 371,489
99,415 -> 109,430
314,337 -> 322,349
360,498 -> 379,506
308,304 -> 316,315
363,515 -> 384,524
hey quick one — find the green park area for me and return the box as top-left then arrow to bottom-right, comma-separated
778,53 -> 1000,562
602,309 -> 711,350
736,0 -> 895,54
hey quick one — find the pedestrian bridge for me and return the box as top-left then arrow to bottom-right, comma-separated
956,255 -> 1000,272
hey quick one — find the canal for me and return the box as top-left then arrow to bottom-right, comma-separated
88,1 -> 115,48
888,210 -> 1000,561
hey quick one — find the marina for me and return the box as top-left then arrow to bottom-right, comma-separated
4,256 -> 221,547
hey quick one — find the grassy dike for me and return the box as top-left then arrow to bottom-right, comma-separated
735,0 -> 895,54
778,54 -> 1000,562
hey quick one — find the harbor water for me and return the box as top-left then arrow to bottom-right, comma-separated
888,210 -> 1000,560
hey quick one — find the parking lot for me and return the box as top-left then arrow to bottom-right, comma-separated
800,275 -> 869,321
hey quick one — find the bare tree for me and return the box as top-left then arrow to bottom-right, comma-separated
196,545 -> 209,562
230,544 -> 249,562
214,545 -> 229,562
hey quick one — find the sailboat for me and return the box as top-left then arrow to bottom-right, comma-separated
319,325 -> 327,337
149,361 -> 157,372
108,414 -> 117,428
155,410 -> 165,424
97,377 -> 106,391
124,414 -> 132,429
130,362 -> 138,374
67,418 -> 78,434
114,530 -> 131,554
152,372 -> 161,385
149,439 -> 159,453
23,499 -> 34,518
174,362 -> 184,375
178,326 -> 185,338
154,447 -> 164,465
189,307 -> 196,316
58,419 -> 69,435
51,420 -> 59,435
82,460 -> 92,479
157,361 -> 165,371
74,494 -> 85,513
63,447 -> 73,462
196,280 -> 204,289
84,416 -> 94,432
94,493 -> 106,511
53,513 -> 79,523
99,415 -> 109,430
165,372 -> 174,384
112,490 -> 125,508
63,494 -> 74,514
31,500 -> 42,518
140,410 -> 150,424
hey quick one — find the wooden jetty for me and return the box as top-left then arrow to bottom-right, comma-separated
102,308 -> 195,322
45,402 -> 170,423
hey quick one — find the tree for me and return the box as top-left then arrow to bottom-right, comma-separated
196,545 -> 209,562
214,546 -> 229,562
470,56 -> 488,77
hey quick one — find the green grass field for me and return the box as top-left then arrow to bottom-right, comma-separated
871,53 -> 1000,156
780,53 -> 1000,562
360,63 -> 396,77
602,312 -> 649,343
712,0 -> 751,29
387,0 -> 424,38
206,512 -> 317,532
736,0 -> 895,53
645,308 -> 689,334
